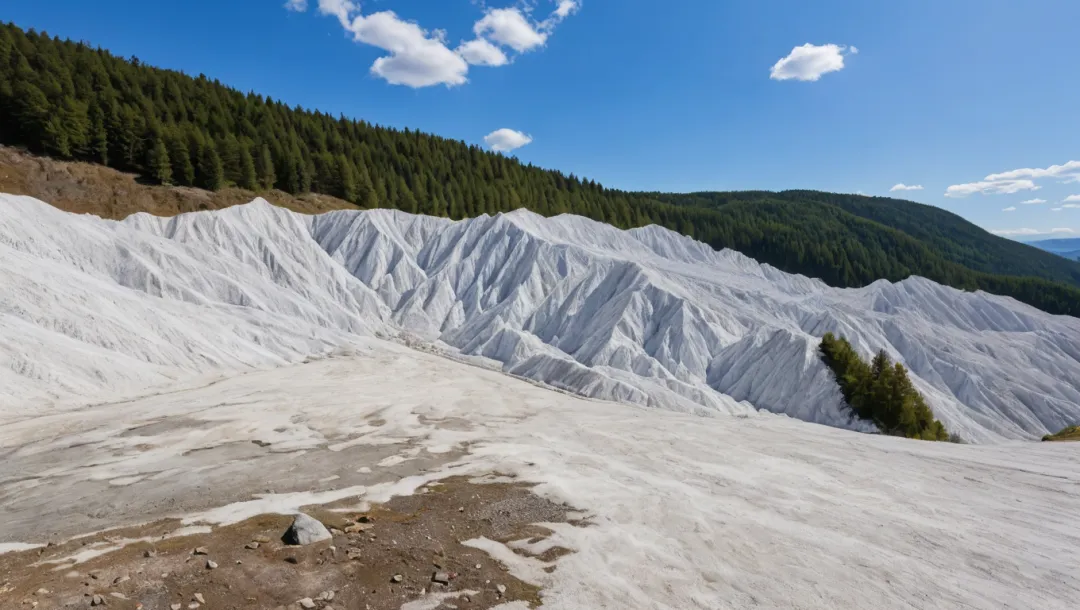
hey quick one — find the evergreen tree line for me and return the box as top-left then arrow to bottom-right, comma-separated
2,22 -> 1079,317
819,333 -> 955,442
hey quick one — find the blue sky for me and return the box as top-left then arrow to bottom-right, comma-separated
5,0 -> 1079,239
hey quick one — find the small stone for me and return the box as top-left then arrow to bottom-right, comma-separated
318,590 -> 335,601
297,598 -> 317,609
109,593 -> 127,600
253,535 -> 271,544
34,588 -> 49,595
236,560 -> 243,565
346,548 -> 363,560
170,604 -> 181,610
187,604 -> 200,610
475,563 -> 482,570
283,514 -> 332,546
245,541 -> 260,550
112,576 -> 129,586
496,584 -> 507,595
206,560 -> 218,570
90,595 -> 106,606
391,574 -> 403,583
463,596 -> 471,603
193,593 -> 205,604
193,547 -> 209,555
161,573 -> 169,579
433,572 -> 450,585
458,507 -> 464,512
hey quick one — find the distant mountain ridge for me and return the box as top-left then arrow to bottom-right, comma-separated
2,22 -> 1080,316
1027,238 -> 1080,261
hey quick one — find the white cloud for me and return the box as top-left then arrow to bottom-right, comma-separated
1021,198 -> 1047,205
1062,203 -> 1080,209
890,184 -> 923,192
1064,195 -> 1080,203
1052,207 -> 1063,212
990,228 -> 1041,236
946,160 -> 1080,198
300,0 -> 579,87
945,179 -> 1039,198
484,128 -> 533,152
457,38 -> 509,66
553,0 -> 580,19
1051,228 -> 1075,233
770,43 -> 855,82
1002,206 -> 1017,212
984,161 -> 1080,183
474,8 -> 547,53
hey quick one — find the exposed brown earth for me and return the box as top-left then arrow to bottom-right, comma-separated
0,145 -> 355,220
0,478 -> 580,610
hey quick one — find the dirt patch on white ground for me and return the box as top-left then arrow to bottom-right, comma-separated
0,477 -> 581,609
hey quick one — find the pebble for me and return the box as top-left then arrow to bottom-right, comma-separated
245,542 -> 260,550
496,584 -> 507,595
297,598 -> 317,609
391,574 -> 403,583
112,576 -> 130,586
193,593 -> 205,604
171,605 -> 181,610
90,595 -> 106,606
109,592 -> 127,600
475,564 -> 482,569
432,571 -> 450,585
253,535 -> 272,544
318,591 -> 335,601
188,604 -> 200,610
193,547 -> 209,555
206,560 -> 218,570
34,588 -> 49,595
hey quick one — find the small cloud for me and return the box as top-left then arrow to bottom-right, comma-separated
1052,207 -> 1063,212
553,1 -> 580,20
945,180 -> 1039,198
1051,228 -> 1076,233
990,228 -> 1041,236
1021,198 -> 1047,205
457,38 -> 509,66
849,46 -> 859,54
770,43 -> 855,82
1002,206 -> 1017,212
890,183 -> 924,192
484,128 -> 533,152
474,8 -> 547,53
1064,194 -> 1080,202
947,160 -> 1080,198
284,0 -> 308,11
1062,203 -> 1080,209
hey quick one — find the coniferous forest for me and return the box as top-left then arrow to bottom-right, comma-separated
819,333 -> 954,442
3,22 -> 1080,317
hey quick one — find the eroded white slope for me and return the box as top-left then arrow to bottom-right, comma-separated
3,193 -> 1079,440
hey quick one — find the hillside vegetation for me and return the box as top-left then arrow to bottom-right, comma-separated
819,333 -> 953,442
3,22 -> 1080,316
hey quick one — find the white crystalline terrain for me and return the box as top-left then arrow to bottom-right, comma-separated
2,193 -> 1080,441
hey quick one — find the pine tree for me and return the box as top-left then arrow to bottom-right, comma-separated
146,132 -> 172,185
238,145 -> 257,190
256,144 -> 276,190
166,131 -> 195,186
196,145 -> 224,191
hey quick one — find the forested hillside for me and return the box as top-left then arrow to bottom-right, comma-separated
2,22 -> 1080,316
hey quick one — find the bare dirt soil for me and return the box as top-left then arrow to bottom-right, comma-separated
0,478 -> 579,610
0,146 -> 355,220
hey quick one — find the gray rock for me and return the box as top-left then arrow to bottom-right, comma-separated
318,591 -> 335,601
90,594 -> 106,606
206,560 -> 218,570
297,598 -> 317,609
496,584 -> 507,595
112,576 -> 129,586
282,514 -> 331,546
245,541 -> 260,550
432,572 -> 450,585
170,604 -> 181,610
193,547 -> 209,555
193,593 -> 205,604
109,592 -> 127,600
391,574 -> 403,583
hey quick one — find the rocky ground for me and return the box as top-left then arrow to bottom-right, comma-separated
0,145 -> 355,220
0,477 -> 579,610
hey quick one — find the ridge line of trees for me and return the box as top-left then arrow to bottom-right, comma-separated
2,21 -> 1079,317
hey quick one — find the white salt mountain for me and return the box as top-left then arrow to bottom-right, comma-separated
2,193 -> 1079,442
